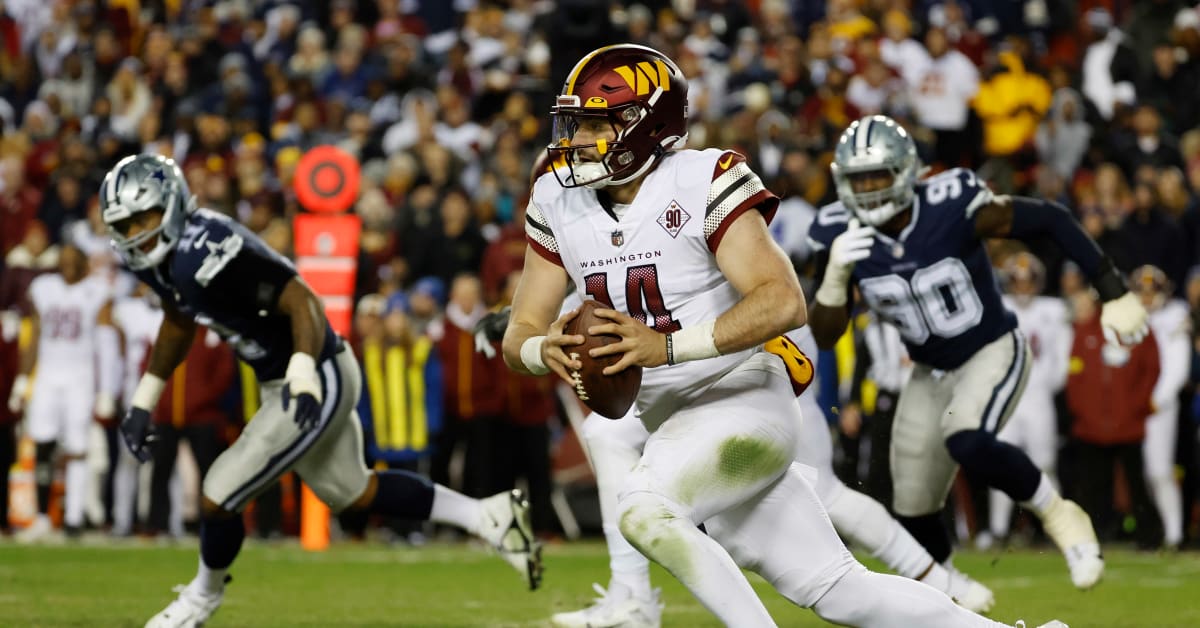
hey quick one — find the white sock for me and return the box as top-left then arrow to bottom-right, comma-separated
1148,476 -> 1184,547
990,488 -> 1013,537
604,522 -> 653,601
63,459 -> 88,528
1020,473 -> 1061,518
430,485 -> 482,535
826,486 -> 931,580
193,558 -> 228,594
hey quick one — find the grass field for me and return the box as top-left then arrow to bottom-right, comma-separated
0,538 -> 1196,627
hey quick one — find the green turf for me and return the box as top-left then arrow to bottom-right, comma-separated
0,539 -> 1196,627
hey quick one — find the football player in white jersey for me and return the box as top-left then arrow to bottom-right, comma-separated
1130,265 -> 1190,549
8,243 -> 121,540
807,114 -> 1148,592
504,43 -> 1062,627
110,283 -> 164,536
983,252 -> 1072,547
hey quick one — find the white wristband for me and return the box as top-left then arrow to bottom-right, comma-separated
815,263 -> 852,307
131,374 -> 166,411
667,320 -> 719,365
286,352 -> 317,380
520,336 -> 550,375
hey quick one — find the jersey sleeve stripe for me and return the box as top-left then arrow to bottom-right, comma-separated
964,186 -> 994,218
706,168 -> 755,216
524,201 -> 562,266
527,236 -> 563,266
705,189 -> 776,252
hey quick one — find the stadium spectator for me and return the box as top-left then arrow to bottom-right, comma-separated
433,274 -> 503,500
1066,292 -> 1163,548
147,328 -> 237,538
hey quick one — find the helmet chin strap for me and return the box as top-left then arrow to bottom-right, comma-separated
857,201 -> 899,227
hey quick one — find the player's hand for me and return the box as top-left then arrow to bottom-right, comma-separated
587,308 -> 667,375
284,353 -> 323,432
94,392 -> 116,420
1100,292 -> 1149,346
816,219 -> 875,307
828,218 -> 876,272
542,307 -> 585,386
119,407 -> 157,463
7,374 -> 28,414
838,402 -> 863,439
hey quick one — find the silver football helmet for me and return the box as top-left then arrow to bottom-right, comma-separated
99,154 -> 195,270
830,115 -> 920,227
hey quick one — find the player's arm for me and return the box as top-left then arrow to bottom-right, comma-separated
276,278 -> 328,359
502,247 -> 581,384
7,297 -> 38,414
973,196 -> 1148,345
808,249 -> 852,350
94,301 -> 121,419
121,301 -> 196,462
709,209 -> 808,353
809,217 -> 875,349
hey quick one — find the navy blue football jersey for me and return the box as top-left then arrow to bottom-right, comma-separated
134,209 -> 337,380
807,168 -> 1016,370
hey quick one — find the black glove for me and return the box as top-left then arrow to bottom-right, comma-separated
283,382 -> 322,432
474,306 -> 512,343
119,407 -> 157,463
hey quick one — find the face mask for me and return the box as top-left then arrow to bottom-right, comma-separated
1137,136 -> 1159,153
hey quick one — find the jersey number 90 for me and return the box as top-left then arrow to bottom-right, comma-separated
859,258 -> 983,344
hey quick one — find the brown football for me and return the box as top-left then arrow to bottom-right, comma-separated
562,299 -> 643,419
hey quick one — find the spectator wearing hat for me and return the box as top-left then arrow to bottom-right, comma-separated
407,276 -> 446,339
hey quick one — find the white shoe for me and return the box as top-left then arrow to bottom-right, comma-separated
15,515 -> 52,544
144,579 -> 227,628
945,566 -> 995,614
1040,499 -> 1104,589
479,489 -> 543,590
551,583 -> 663,628
1014,621 -> 1069,628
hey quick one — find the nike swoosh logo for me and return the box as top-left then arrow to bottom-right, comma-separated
719,154 -> 733,170
193,232 -> 209,250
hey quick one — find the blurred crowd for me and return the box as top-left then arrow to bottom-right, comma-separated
2,0 -> 1200,549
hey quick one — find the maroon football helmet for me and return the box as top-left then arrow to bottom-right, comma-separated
547,44 -> 689,189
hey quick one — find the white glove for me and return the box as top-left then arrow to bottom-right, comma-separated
474,329 -> 497,359
94,392 -> 116,420
816,218 -> 876,307
1100,292 -> 1149,346
7,374 -> 28,414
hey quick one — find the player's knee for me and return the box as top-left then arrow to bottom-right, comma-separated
201,496 -> 235,520
617,492 -> 689,559
944,429 -> 995,470
344,473 -> 379,513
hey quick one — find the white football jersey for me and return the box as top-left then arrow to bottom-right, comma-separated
29,273 -> 111,372
528,149 -> 778,424
1002,295 -> 1071,393
113,296 -> 164,403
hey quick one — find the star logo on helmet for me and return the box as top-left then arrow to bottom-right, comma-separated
150,169 -> 166,183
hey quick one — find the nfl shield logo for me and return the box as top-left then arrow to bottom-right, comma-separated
611,230 -> 624,247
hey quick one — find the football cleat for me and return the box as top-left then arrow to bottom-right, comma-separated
144,577 -> 228,628
1014,621 -> 1069,628
15,515 -> 53,544
479,489 -> 543,590
1040,499 -> 1104,589
945,566 -> 995,614
551,583 -> 663,628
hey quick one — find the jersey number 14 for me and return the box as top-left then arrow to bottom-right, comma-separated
583,265 -> 682,334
